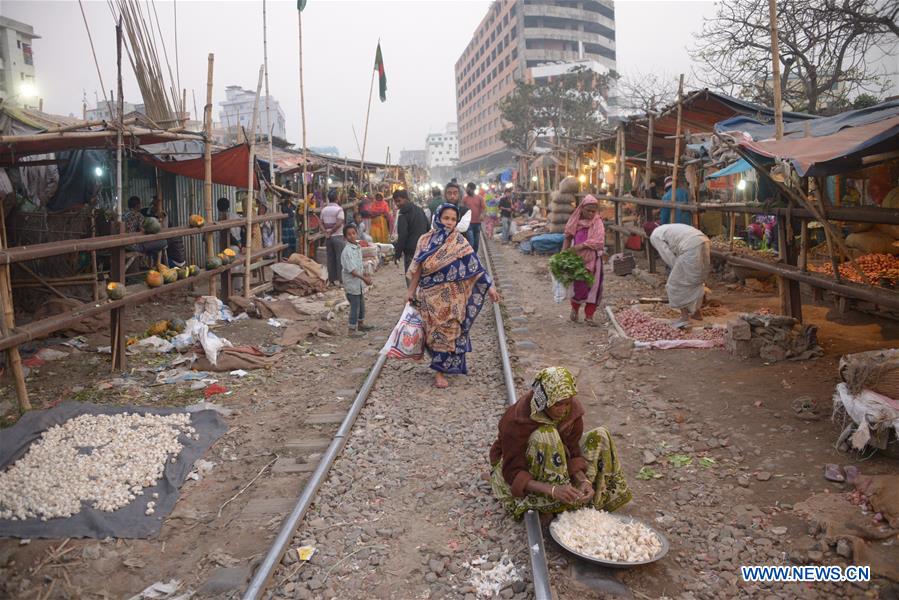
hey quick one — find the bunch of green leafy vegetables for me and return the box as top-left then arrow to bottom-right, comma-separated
549,249 -> 595,287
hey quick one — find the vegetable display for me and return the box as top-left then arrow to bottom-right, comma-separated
0,412 -> 195,520
810,253 -> 899,286
549,249 -> 594,287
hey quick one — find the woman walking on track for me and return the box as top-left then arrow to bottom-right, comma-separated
562,195 -> 606,326
406,203 -> 501,389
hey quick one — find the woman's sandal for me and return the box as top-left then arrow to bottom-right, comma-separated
569,308 -> 578,322
584,318 -> 599,327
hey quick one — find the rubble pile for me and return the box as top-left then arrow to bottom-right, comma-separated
724,313 -> 823,362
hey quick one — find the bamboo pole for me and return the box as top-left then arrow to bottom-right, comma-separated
669,74 -> 685,224
203,54 -> 216,296
643,111 -> 654,197
262,0 -> 275,183
0,199 -> 29,412
298,9 -> 309,256
244,65 -> 265,298
768,0 -> 784,140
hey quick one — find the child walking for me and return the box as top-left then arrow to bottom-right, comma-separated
340,224 -> 373,336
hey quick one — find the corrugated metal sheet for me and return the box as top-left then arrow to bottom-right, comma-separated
124,159 -> 241,265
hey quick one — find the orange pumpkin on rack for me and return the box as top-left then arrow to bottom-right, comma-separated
189,214 -> 205,228
145,270 -> 164,288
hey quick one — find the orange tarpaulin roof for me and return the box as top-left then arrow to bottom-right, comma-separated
141,144 -> 258,189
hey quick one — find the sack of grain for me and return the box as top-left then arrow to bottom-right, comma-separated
840,348 -> 899,398
549,212 -> 570,225
551,205 -> 574,217
846,230 -> 899,255
548,222 -> 566,234
874,223 -> 899,239
559,176 -> 580,194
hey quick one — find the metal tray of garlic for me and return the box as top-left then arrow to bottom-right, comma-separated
549,508 -> 669,568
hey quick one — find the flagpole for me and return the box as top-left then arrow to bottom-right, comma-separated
263,0 -> 274,182
298,7 -> 309,255
360,43 -> 378,194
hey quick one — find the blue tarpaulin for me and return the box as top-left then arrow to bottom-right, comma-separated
715,100 -> 899,177
707,158 -> 752,179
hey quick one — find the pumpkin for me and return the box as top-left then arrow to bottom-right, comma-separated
188,265 -> 200,276
176,266 -> 190,280
169,318 -> 186,333
217,252 -> 231,265
106,282 -> 126,300
206,256 -> 223,270
146,270 -> 164,288
147,320 -> 169,336
222,248 -> 237,258
160,268 -> 177,284
142,217 -> 162,234
189,214 -> 205,228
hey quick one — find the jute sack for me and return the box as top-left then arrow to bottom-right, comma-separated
559,176 -> 580,194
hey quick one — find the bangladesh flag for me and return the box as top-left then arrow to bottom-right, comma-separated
375,42 -> 386,102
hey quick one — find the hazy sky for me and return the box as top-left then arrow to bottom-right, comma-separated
2,0 -> 717,160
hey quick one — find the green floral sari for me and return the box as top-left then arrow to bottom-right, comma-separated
491,425 -> 632,519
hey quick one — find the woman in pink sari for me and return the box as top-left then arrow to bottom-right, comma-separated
562,195 -> 605,326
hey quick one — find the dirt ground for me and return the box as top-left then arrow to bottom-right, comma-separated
0,237 -> 897,600
492,241 -> 899,600
0,265 -> 411,599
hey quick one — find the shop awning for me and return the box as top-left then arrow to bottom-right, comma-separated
707,158 -> 752,179
140,144 -> 258,189
716,100 -> 899,177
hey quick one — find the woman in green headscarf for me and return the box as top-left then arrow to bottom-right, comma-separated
488,367 -> 632,521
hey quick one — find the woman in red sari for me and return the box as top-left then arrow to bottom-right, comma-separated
562,195 -> 605,326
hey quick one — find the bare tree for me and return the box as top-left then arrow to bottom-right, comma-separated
616,71 -> 681,114
690,0 -> 896,114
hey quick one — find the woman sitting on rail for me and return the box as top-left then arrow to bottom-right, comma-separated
489,367 -> 631,523
406,203 -> 501,389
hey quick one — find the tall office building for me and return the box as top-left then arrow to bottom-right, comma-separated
455,0 -> 616,176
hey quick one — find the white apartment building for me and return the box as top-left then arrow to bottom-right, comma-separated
0,16 -> 39,109
218,85 -> 287,144
426,122 -> 459,169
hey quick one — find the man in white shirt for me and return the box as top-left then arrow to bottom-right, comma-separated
649,223 -> 711,321
320,189 -> 346,285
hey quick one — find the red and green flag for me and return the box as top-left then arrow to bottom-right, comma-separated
374,42 -> 387,102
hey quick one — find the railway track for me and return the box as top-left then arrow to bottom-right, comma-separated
241,237 -> 553,600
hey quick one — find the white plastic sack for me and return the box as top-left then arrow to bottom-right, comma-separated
193,296 -> 234,324
551,275 -> 567,303
196,323 -> 232,366
135,335 -> 175,354
380,304 -> 425,360
456,210 -> 472,233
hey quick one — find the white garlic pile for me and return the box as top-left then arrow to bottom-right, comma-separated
0,412 -> 194,521
552,509 -> 663,563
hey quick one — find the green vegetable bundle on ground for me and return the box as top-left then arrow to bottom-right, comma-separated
549,249 -> 595,287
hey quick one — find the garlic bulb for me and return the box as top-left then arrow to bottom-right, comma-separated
552,509 -> 663,563
0,412 -> 192,521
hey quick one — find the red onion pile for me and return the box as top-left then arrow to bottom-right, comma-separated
615,308 -> 685,342
615,308 -> 725,346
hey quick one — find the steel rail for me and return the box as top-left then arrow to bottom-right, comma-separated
480,236 -> 554,600
244,235 -> 553,600
243,352 -> 388,600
